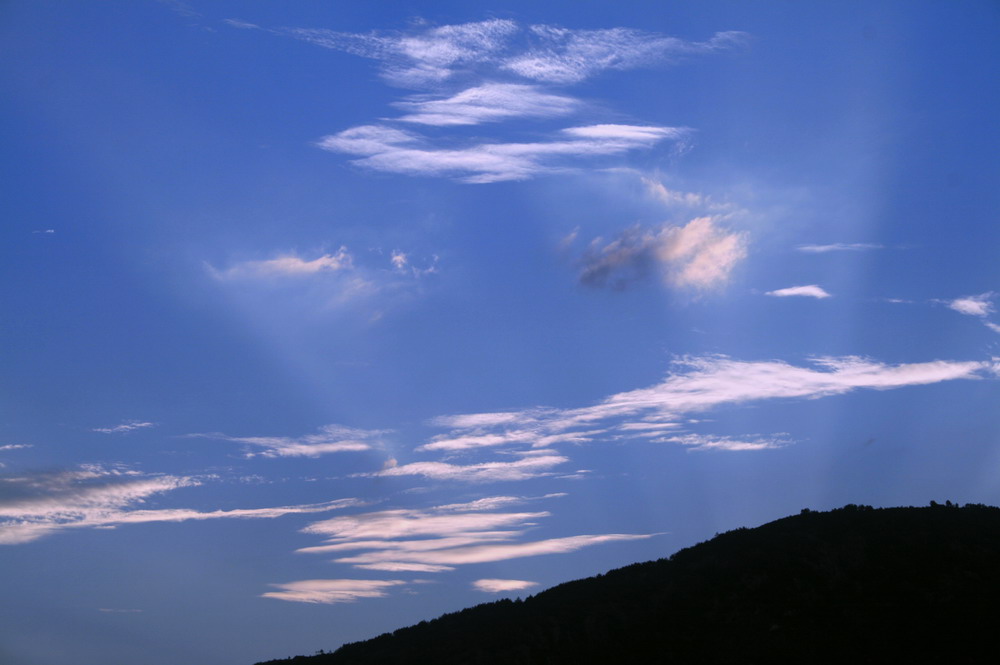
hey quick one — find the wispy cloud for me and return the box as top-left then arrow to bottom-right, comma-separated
355,453 -> 569,483
231,18 -> 745,182
297,494 -> 652,575
333,533 -> 653,567
578,217 -> 747,291
279,19 -> 520,89
318,123 -> 687,183
189,424 -> 387,459
0,466 -> 363,544
946,292 -> 994,317
92,421 -> 155,434
213,247 -> 354,279
662,433 -> 791,451
641,177 -> 715,209
501,26 -> 748,84
269,19 -> 747,89
765,285 -> 831,299
796,243 -> 883,253
394,83 -> 578,126
262,579 -> 406,604
472,578 -> 537,593
421,355 -> 990,454
0,444 -> 32,451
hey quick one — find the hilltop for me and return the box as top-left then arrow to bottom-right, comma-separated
256,503 -> 1000,664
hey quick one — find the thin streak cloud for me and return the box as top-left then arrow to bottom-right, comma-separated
262,579 -> 407,604
189,424 -> 387,458
421,356 -> 989,453
765,285 -> 832,299
0,467 -> 364,544
796,243 -> 883,253
472,578 -> 537,593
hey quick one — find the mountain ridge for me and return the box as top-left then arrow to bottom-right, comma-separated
256,503 -> 1000,664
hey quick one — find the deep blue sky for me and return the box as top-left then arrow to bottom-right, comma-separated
2,2 -> 999,664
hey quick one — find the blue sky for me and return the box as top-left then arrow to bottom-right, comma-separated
2,1 -> 999,663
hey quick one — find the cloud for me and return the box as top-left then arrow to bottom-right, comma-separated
472,578 -> 538,593
223,18 -> 259,30
765,285 -> 831,299
0,466 -> 363,544
333,533 -> 653,567
273,19 -> 746,89
189,424 -> 387,458
262,579 -> 406,604
946,293 -> 994,317
501,26 -> 748,84
214,247 -> 354,279
578,217 -> 747,291
296,494 -> 653,574
395,83 -> 579,126
641,177 -> 713,209
318,123 -> 686,183
355,454 -> 569,483
985,322 -> 1000,334
243,19 -> 746,183
92,421 -> 155,434
0,444 -> 32,451
422,355 -> 990,455
796,243 -> 883,253
279,19 -> 520,89
662,433 -> 791,451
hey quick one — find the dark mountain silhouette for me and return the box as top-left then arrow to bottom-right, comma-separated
256,503 -> 1000,664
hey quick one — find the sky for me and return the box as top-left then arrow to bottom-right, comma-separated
1,1 -> 999,663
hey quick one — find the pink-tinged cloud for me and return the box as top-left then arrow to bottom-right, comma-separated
262,579 -> 406,604
472,578 -> 538,593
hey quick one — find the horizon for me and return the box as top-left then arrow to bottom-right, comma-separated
2,2 -> 999,664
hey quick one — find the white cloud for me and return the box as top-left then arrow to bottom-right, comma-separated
334,533 -> 653,567
262,579 -> 406,604
318,123 -> 686,183
215,247 -> 353,279
947,293 -> 994,317
985,322 -> 1000,334
275,19 -> 745,89
280,19 -> 520,88
796,243 -> 883,253
424,355 -> 990,457
355,454 -> 569,483
641,177 -> 711,208
0,444 -> 31,451
662,433 -> 791,451
501,26 -> 748,84
296,494 -> 652,575
472,578 -> 537,593
354,562 -> 455,572
222,18 -> 259,30
579,217 -> 746,291
92,421 -> 155,434
395,83 -> 578,126
0,467 -> 363,544
189,424 -> 386,458
257,19 -> 746,182
765,285 -> 831,299
302,505 -> 548,543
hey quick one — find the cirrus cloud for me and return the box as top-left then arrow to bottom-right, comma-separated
765,285 -> 831,299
